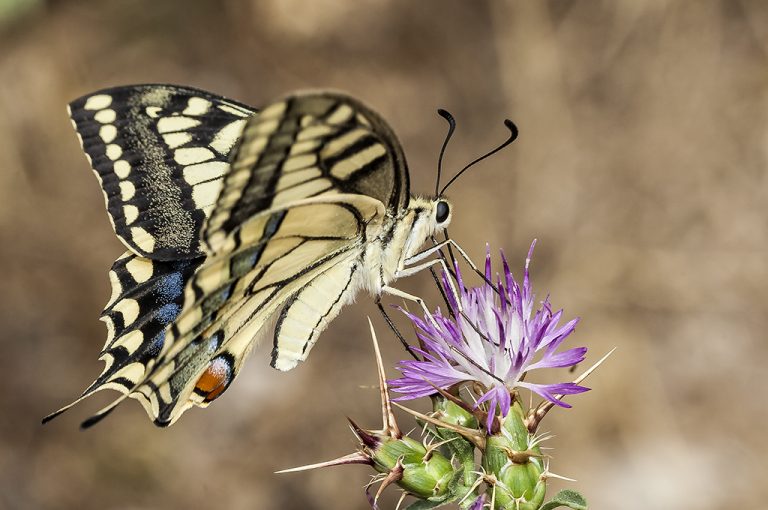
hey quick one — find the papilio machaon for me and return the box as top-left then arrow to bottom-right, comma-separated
44,84 -> 503,427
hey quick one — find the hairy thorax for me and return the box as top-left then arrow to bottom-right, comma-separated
358,197 -> 443,295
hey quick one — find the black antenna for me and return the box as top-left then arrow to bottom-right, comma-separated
435,109 -> 457,196
439,119 -> 518,196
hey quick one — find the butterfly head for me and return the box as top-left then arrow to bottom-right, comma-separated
402,195 -> 453,258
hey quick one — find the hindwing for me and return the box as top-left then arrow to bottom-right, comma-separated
69,84 -> 256,260
43,252 -> 203,423
79,195 -> 385,427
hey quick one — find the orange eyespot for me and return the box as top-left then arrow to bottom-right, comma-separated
194,356 -> 232,402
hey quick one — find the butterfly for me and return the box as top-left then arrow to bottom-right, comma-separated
44,84 -> 516,428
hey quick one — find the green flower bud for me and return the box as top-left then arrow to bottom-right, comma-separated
365,432 -> 455,499
481,400 -> 547,510
432,395 -> 479,429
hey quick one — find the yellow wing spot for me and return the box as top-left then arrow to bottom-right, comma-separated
110,362 -> 146,384
130,226 -> 156,253
355,113 -> 371,127
192,180 -> 224,208
123,205 -> 139,225
84,94 -> 112,110
99,315 -> 116,350
114,160 -> 131,178
125,256 -> 154,284
258,101 -> 287,120
163,132 -> 192,149
218,104 -> 248,116
210,119 -> 247,154
283,153 -> 317,172
183,97 -> 212,116
183,161 -> 228,185
273,178 -> 331,204
321,128 -> 368,158
114,298 -> 140,327
247,118 -> 280,137
105,269 -> 123,309
119,181 -> 135,201
325,103 -> 354,125
106,144 -> 123,161
175,307 -> 203,339
94,109 -> 116,123
157,116 -> 200,134
330,144 -> 386,179
119,329 -> 145,354
277,167 -> 321,191
99,124 -> 117,143
175,147 -> 215,165
297,124 -> 333,141
289,138 -> 321,156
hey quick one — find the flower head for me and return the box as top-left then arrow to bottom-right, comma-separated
390,241 -> 589,432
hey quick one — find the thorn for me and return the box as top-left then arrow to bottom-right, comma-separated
527,347 -> 616,432
392,402 -> 486,450
368,317 -> 401,439
457,473 -> 487,505
275,451 -> 372,473
539,458 -> 577,483
423,435 -> 460,461
542,471 -> 578,482
394,491 -> 408,510
348,417 -> 380,449
498,447 -> 544,464
375,458 -> 404,505
425,379 -> 486,425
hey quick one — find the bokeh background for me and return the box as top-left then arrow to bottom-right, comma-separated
1,1 -> 767,509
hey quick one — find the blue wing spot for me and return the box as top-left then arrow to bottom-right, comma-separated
155,303 -> 181,324
147,332 -> 165,358
157,271 -> 183,302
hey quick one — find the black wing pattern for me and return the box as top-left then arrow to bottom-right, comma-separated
69,84 -> 256,260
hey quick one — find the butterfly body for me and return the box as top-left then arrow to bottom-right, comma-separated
46,85 -> 453,427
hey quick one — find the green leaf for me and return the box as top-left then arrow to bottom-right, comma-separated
540,489 -> 588,510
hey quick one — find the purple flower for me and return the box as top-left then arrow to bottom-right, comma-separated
390,241 -> 589,432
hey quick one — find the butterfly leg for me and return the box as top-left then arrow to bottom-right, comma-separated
380,285 -> 439,326
399,254 -> 462,312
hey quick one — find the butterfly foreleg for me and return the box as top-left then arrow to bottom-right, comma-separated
380,285 -> 440,327
395,256 -> 462,312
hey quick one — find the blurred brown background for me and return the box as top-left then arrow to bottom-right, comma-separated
1,1 -> 767,509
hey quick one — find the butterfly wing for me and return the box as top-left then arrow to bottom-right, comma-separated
43,252 -> 203,423
82,195 -> 385,427
52,90 -> 412,427
203,92 -> 411,252
69,84 -> 256,260
136,94 -> 416,424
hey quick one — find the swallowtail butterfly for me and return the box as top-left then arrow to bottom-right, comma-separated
44,84 -> 473,427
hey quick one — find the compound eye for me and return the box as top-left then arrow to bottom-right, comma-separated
436,200 -> 450,223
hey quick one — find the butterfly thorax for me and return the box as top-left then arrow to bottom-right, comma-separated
359,196 -> 451,295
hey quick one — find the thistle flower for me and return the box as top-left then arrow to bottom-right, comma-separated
390,241 -> 589,432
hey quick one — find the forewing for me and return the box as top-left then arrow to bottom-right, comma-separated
203,92 -> 410,252
69,84 -> 256,260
